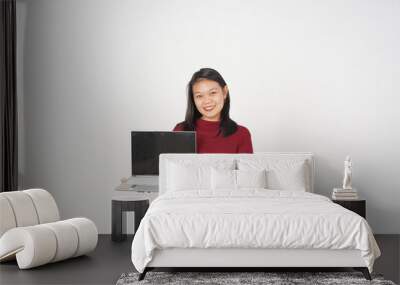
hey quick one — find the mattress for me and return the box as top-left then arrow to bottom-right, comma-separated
131,190 -> 380,273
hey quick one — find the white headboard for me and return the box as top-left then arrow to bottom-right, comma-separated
159,152 -> 314,195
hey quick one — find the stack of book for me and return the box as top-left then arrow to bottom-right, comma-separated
332,188 -> 358,200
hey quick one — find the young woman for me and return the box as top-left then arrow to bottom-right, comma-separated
173,68 -> 253,153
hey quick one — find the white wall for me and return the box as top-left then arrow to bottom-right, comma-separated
17,0 -> 400,233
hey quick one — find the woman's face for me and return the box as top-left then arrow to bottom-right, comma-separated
192,79 -> 228,121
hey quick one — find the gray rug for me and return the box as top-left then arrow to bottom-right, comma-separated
116,271 -> 396,285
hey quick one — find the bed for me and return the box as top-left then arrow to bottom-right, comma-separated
131,153 -> 381,281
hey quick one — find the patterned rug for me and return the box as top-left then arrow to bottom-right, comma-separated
116,271 -> 396,285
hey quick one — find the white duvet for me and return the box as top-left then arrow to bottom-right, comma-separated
131,190 -> 380,273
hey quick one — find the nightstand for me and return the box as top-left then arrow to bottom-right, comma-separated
332,199 -> 366,219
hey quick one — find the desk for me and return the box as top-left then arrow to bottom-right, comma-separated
111,191 -> 158,242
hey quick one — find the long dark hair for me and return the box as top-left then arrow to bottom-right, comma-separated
177,68 -> 238,137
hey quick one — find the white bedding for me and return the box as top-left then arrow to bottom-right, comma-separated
131,190 -> 380,273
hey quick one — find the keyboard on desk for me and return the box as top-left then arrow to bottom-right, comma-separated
131,184 -> 158,192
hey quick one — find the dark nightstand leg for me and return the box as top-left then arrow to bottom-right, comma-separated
354,267 -> 372,280
134,201 -> 149,235
112,201 -> 126,241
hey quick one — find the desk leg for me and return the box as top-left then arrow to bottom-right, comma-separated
134,201 -> 149,235
112,201 -> 126,242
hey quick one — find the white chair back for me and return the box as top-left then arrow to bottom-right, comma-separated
0,189 -> 60,237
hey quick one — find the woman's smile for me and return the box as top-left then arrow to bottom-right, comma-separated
203,106 -> 215,112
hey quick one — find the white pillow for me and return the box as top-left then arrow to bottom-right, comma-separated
236,169 -> 267,189
211,168 -> 268,190
237,159 -> 309,191
166,160 -> 235,192
211,168 -> 236,190
167,162 -> 209,191
267,163 -> 307,191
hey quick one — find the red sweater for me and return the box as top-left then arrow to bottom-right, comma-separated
173,118 -> 253,154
